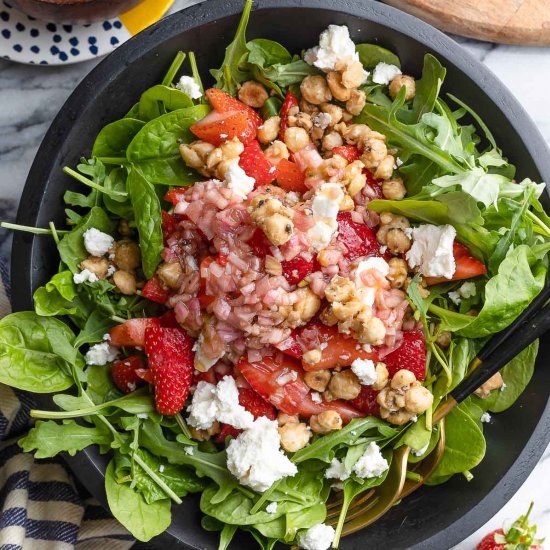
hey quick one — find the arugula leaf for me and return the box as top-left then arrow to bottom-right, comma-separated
127,168 -> 164,279
19,419 -> 111,458
105,459 -> 172,542
262,60 -> 318,88
57,206 -> 115,273
411,54 -> 445,122
0,312 -> 76,393
92,118 -> 145,158
210,0 -> 253,94
356,43 -> 400,69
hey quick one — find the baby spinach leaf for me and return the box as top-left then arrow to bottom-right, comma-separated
127,168 -> 164,279
33,270 -> 78,317
430,400 -> 486,478
356,43 -> 400,69
219,524 -> 238,550
19,419 -> 111,458
0,312 -> 76,392
57,206 -> 115,273
92,118 -> 145,158
105,459 -> 172,542
247,38 -> 292,67
401,417 -> 431,451
210,0 -> 252,94
474,340 -> 538,413
138,85 -> 194,122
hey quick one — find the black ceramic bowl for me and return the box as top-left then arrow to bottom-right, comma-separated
11,0 -> 550,548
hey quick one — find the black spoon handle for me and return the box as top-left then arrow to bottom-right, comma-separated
477,282 -> 550,361
451,302 -> 550,405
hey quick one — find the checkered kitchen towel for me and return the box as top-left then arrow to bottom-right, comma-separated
0,259 -> 135,549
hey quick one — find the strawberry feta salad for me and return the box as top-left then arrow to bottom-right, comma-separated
2,1 -> 549,548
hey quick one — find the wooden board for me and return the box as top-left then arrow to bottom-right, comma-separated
382,0 -> 550,46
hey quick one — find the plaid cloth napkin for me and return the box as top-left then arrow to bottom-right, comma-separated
0,259 -> 135,549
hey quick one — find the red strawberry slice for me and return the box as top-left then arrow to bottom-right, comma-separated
383,330 -> 426,380
144,325 -> 194,415
276,158 -> 306,192
238,140 -> 276,187
142,276 -> 170,305
364,168 -> 384,200
274,329 -> 303,358
297,321 -> 379,371
350,386 -> 380,416
164,188 -> 187,207
206,88 -> 263,129
109,318 -> 160,348
332,145 -> 361,163
299,394 -> 363,423
190,110 -> 253,146
238,352 -> 310,415
110,355 -> 146,393
159,309 -> 180,328
337,211 -> 381,261
425,242 -> 487,285
161,210 -> 178,243
278,90 -> 299,141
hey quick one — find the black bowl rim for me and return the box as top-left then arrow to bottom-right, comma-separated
11,0 -> 550,548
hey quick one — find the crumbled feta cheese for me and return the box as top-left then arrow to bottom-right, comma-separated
351,358 -> 378,385
184,446 -> 195,455
481,412 -> 491,423
176,75 -> 202,99
226,416 -> 297,492
187,376 -> 254,431
459,281 -> 476,298
312,112 -> 332,130
406,224 -> 457,279
353,442 -> 389,479
396,157 -> 403,167
325,458 -> 350,481
83,228 -> 114,257
220,133 -> 228,138
311,392 -> 322,404
137,413 -> 148,419
299,523 -> 335,550
411,442 -> 430,457
448,291 -> 461,306
106,265 -> 116,277
85,342 -> 119,365
304,25 -> 359,72
73,269 -> 99,284
354,256 -> 390,306
225,162 -> 256,200
372,62 -> 402,85
308,183 -> 343,251
159,464 -> 165,473
501,383 -> 507,392
266,502 -> 278,514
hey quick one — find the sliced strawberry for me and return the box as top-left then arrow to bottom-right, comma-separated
142,276 -> 170,305
384,330 -> 426,380
350,386 -> 380,416
238,387 -> 277,420
425,242 -> 487,285
238,140 -> 276,187
337,211 -> 380,261
161,210 -> 178,243
135,368 -> 154,384
332,145 -> 361,163
276,158 -> 306,192
145,325 -> 194,415
206,88 -> 263,128
190,110 -> 253,146
247,228 -> 272,257
109,318 -> 160,348
159,309 -> 180,328
110,355 -> 145,393
275,329 -> 303,358
297,322 -> 379,371
238,352 -> 310,415
364,168 -> 384,200
193,369 -> 217,385
299,394 -> 363,423
278,90 -> 299,141
164,188 -> 187,207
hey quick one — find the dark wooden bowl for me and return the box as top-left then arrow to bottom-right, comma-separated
10,0 -> 142,24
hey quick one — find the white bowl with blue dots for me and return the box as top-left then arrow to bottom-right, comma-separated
0,0 -> 132,65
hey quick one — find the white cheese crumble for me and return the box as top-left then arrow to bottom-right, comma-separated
184,446 -> 195,455
83,228 -> 114,257
411,442 -> 430,457
299,523 -> 335,550
406,224 -> 457,279
187,376 -> 254,431
481,412 -> 491,423
311,391 -> 322,404
448,281 -> 477,306
308,183 -> 343,251
353,442 -> 389,478
501,383 -> 507,392
354,256 -> 390,306
159,464 -> 165,473
325,458 -> 350,481
312,112 -> 332,130
304,25 -> 359,72
226,416 -> 297,492
85,342 -> 119,365
351,358 -> 378,385
73,269 -> 99,284
136,413 -> 148,419
176,75 -> 202,99
225,162 -> 256,200
448,291 -> 461,306
266,502 -> 278,514
372,62 -> 402,85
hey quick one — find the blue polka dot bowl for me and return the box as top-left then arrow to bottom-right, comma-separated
10,0 -> 141,24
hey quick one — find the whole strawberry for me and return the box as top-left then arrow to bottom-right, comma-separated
477,502 -> 544,550
144,325 -> 195,415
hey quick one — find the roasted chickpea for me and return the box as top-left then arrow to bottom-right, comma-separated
157,261 -> 183,289
328,369 -> 361,400
264,140 -> 290,165
113,270 -> 137,295
322,130 -> 343,151
287,288 -> 321,327
373,362 -> 389,390
374,155 -> 395,180
284,127 -> 310,152
326,72 -> 351,101
361,139 -> 388,169
391,369 -> 417,391
382,177 -> 407,200
263,214 -> 294,246
80,256 -> 109,279
300,75 -> 332,105
303,349 -> 322,365
341,60 -> 366,89
277,412 -> 299,426
238,80 -> 268,108
309,410 -> 343,433
278,422 -> 311,452
325,276 -> 355,303
320,103 -> 343,126
345,89 -> 366,116
114,240 -> 141,272
257,116 -> 281,144
304,369 -> 331,392
474,372 -> 504,398
405,386 -> 433,414
389,74 -> 416,101
360,317 -> 386,346
386,228 -> 411,254
387,258 -> 408,289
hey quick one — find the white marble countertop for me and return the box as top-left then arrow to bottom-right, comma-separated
0,0 -> 549,546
